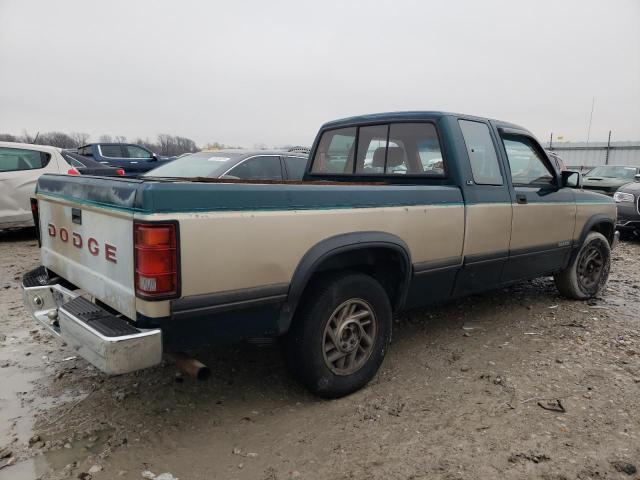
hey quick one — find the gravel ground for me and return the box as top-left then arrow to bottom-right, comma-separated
1,228 -> 639,480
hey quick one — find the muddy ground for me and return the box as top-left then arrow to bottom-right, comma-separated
1,228 -> 639,480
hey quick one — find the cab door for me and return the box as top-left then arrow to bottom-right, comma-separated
498,128 -> 576,281
453,119 -> 513,296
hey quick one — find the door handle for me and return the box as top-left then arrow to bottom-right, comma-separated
516,194 -> 528,204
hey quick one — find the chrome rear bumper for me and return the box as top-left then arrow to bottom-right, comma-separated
22,267 -> 162,375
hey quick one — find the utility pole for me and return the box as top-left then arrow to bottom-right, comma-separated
586,97 -> 595,144
549,132 -> 553,149
605,130 -> 612,165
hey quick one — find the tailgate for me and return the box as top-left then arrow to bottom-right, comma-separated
37,183 -> 138,320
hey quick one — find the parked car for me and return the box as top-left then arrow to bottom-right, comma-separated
76,143 -> 175,176
614,182 -> 640,239
22,111 -> 617,398
144,150 -> 308,180
0,141 -> 76,229
582,165 -> 640,195
60,151 -> 125,176
546,151 -> 567,172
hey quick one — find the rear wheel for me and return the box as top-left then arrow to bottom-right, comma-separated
554,231 -> 611,299
285,272 -> 392,398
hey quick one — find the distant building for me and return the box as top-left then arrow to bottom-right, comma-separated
547,141 -> 640,168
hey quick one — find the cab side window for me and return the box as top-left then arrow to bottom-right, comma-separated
459,120 -> 503,185
502,135 -> 555,187
0,147 -> 50,172
227,156 -> 283,180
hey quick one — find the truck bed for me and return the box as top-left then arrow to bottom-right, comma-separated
36,174 -> 465,321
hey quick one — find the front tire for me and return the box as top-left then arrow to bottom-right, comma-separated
554,231 -> 611,299
285,272 -> 392,398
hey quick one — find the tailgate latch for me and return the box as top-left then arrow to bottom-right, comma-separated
71,208 -> 82,225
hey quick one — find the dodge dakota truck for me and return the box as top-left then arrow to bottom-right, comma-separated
22,111 -> 618,398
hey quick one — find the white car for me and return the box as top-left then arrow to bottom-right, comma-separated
0,141 -> 75,229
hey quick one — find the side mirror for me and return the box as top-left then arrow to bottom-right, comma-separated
561,170 -> 583,189
635,174 -> 640,182
150,153 -> 159,161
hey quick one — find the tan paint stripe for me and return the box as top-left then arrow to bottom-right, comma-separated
140,205 -> 465,298
463,203 -> 512,256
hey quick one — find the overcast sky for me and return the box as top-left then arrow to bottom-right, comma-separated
1,0 -> 638,147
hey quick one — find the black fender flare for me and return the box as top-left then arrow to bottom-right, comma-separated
570,213 -> 616,263
278,231 -> 412,333
577,214 -> 616,245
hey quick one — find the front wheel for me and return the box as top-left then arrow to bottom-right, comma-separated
285,272 -> 392,398
554,231 -> 611,300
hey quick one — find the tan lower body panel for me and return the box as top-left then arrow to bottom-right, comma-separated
574,203 -> 617,241
463,203 -> 512,256
140,205 -> 465,302
510,203 -> 576,250
135,201 -> 615,319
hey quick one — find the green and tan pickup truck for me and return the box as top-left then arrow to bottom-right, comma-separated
22,112 -> 617,398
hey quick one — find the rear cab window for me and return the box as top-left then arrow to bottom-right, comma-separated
311,122 -> 444,177
311,127 -> 357,174
0,147 -> 50,172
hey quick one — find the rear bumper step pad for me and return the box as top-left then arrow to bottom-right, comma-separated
22,266 -> 162,375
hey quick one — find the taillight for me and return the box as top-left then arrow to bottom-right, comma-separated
134,222 -> 179,299
67,168 -> 80,175
115,169 -> 125,176
30,198 -> 41,246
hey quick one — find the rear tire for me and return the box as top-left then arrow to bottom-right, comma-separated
554,231 -> 611,300
285,272 -> 392,399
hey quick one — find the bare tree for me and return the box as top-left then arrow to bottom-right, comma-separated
114,135 -> 127,143
70,132 -> 90,147
21,130 -> 37,144
36,132 -> 76,149
99,135 -> 113,143
156,134 -> 198,156
0,133 -> 17,142
133,137 -> 157,152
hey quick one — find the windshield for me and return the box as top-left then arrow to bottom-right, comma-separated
586,166 -> 637,179
143,152 -> 240,178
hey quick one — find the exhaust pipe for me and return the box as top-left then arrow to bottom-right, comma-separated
169,352 -> 211,381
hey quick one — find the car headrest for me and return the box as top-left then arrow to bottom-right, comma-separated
386,147 -> 405,168
371,147 -> 405,170
372,147 -> 386,168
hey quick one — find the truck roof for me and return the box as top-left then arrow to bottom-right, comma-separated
321,111 -> 526,131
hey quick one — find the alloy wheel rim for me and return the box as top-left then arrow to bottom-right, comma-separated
322,299 -> 377,376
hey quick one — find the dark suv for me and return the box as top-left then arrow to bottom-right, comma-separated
614,182 -> 640,238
